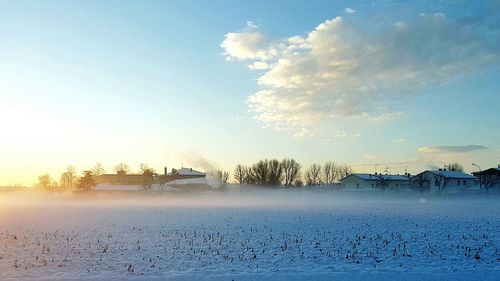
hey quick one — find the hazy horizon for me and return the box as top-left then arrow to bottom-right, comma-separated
1,0 -> 499,186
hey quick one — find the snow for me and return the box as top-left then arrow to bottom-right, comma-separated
349,173 -> 410,181
421,171 -> 477,179
169,168 -> 206,176
0,191 -> 499,280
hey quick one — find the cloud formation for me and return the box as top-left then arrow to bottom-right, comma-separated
418,145 -> 489,154
393,138 -> 406,144
221,13 -> 500,134
344,8 -> 355,14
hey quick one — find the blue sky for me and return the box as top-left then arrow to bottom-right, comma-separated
0,0 -> 499,185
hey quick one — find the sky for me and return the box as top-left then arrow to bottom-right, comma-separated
0,0 -> 499,185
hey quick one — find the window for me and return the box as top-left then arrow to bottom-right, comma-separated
463,180 -> 466,186
356,183 -> 359,188
457,180 -> 460,186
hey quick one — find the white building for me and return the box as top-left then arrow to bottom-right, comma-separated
411,170 -> 477,192
340,173 -> 411,190
168,167 -> 206,177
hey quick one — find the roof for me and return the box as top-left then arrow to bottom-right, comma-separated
350,173 -> 380,181
417,170 -> 477,179
473,167 -> 500,176
168,168 -> 206,176
345,173 -> 410,181
378,174 -> 411,181
96,174 -> 144,177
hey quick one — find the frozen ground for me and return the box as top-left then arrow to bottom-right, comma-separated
0,190 -> 499,280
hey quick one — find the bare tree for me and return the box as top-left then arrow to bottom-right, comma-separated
139,163 -> 156,174
281,158 -> 301,187
252,160 -> 269,185
293,178 -> 304,187
59,166 -> 77,190
208,170 -> 229,188
36,174 -> 54,191
322,161 -> 336,186
91,162 -> 105,176
77,171 -> 95,191
217,170 -> 229,186
114,163 -> 130,174
268,159 -> 283,185
234,164 -> 246,184
304,164 -> 322,186
250,159 -> 284,186
335,165 -> 352,182
243,166 -> 255,184
446,162 -> 464,172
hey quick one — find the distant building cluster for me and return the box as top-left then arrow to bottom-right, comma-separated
88,164 -> 500,193
340,166 -> 500,192
93,167 -> 209,191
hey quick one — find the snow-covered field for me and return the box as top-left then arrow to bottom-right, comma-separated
0,190 -> 499,280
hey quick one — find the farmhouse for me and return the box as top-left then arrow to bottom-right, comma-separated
94,167 -> 206,187
472,167 -> 500,189
411,170 -> 477,192
340,173 -> 411,189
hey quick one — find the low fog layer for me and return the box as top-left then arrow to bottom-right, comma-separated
1,188 -> 498,280
1,187 -> 498,209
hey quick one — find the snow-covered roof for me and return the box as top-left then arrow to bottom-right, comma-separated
168,168 -> 206,176
473,167 -> 500,176
351,173 -> 380,181
348,173 -> 409,181
425,170 -> 477,179
378,174 -> 411,181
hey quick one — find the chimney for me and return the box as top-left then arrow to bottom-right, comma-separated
164,167 -> 167,176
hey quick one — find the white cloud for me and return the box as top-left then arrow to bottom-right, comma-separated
345,8 -> 355,14
220,22 -> 270,61
293,127 -> 313,138
393,138 -> 406,143
334,132 -> 361,138
368,112 -> 406,122
364,153 -> 382,162
418,145 -> 488,154
222,13 -> 500,135
248,61 -> 270,70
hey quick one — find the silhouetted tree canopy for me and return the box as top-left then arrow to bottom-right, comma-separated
305,164 -> 322,186
114,163 -> 130,174
447,162 -> 464,172
77,171 -> 95,191
91,162 -> 105,176
281,158 -> 301,187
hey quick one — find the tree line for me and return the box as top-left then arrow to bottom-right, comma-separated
34,159 -> 352,191
233,159 -> 352,187
35,162 -> 157,192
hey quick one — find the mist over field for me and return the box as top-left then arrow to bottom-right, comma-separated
1,189 -> 499,280
1,0 -> 499,280
1,187 -> 497,208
